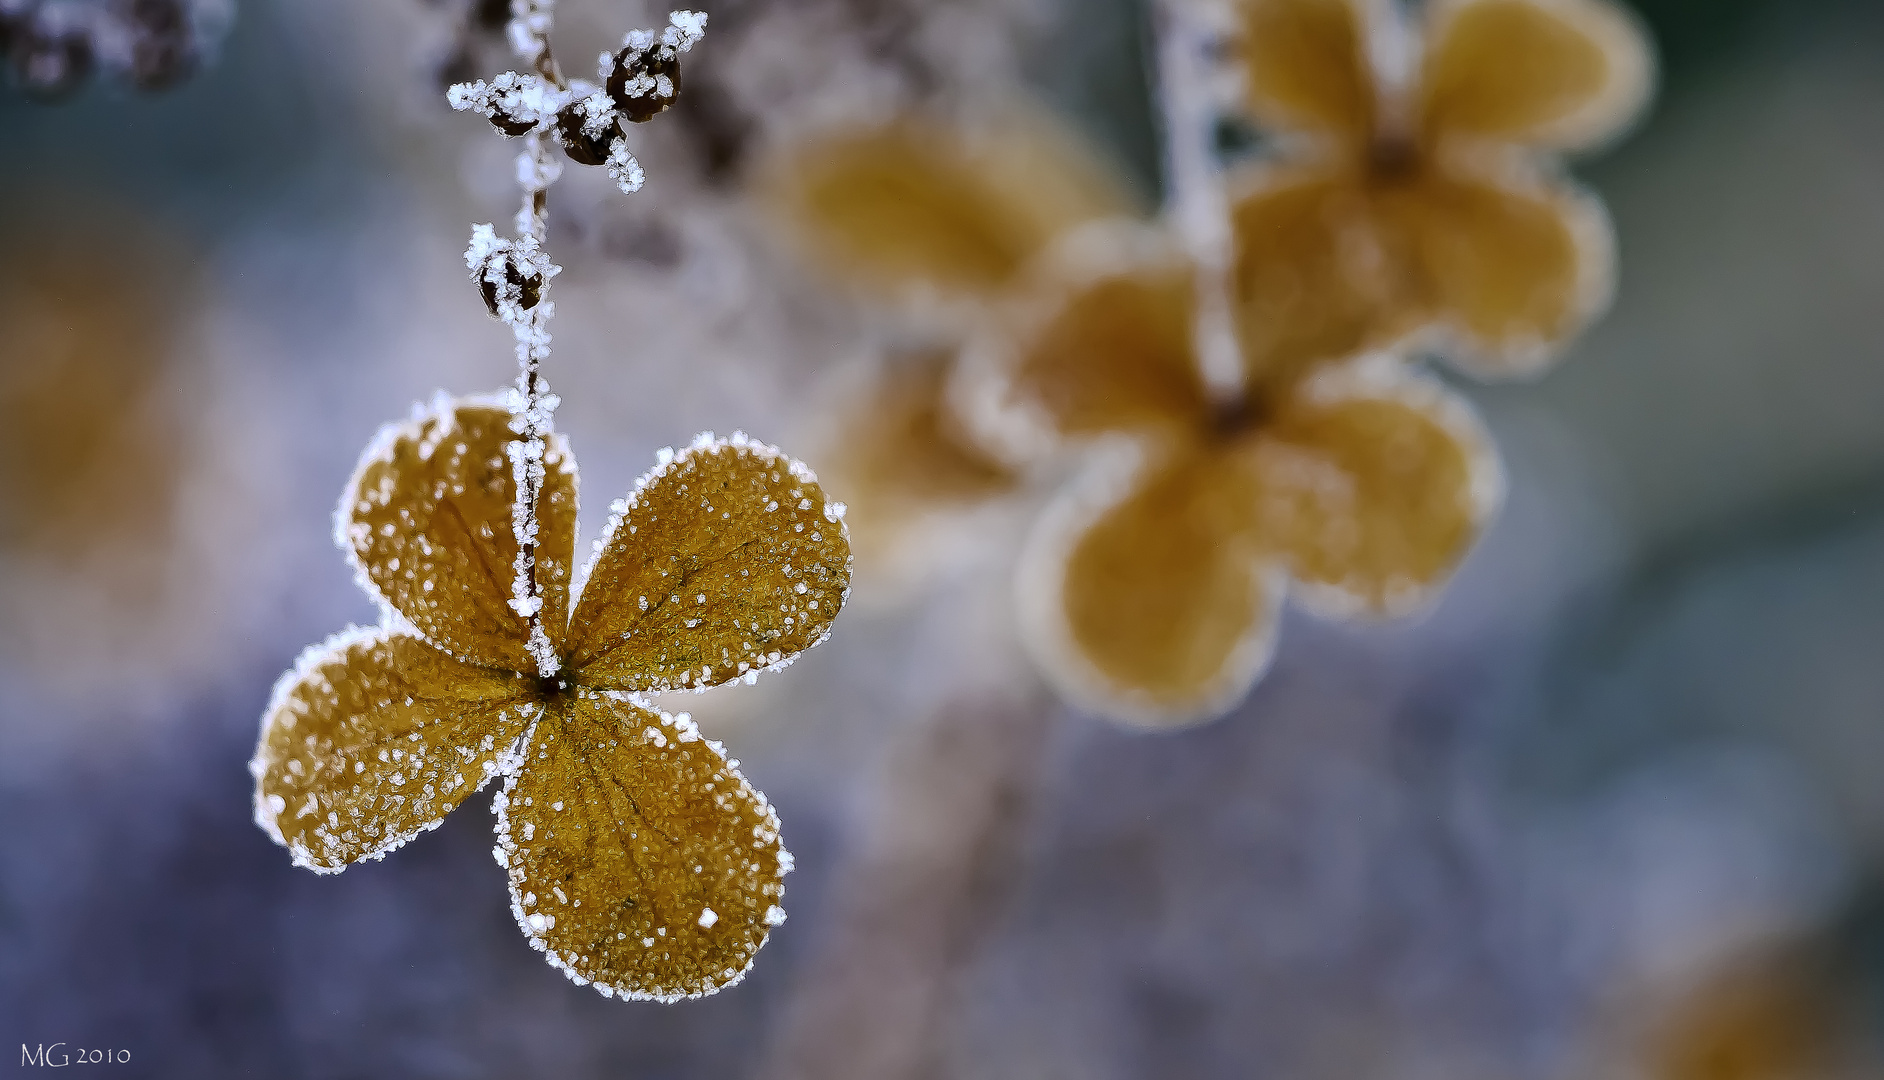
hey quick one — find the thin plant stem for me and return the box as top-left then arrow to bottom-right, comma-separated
1152,0 -> 1245,407
505,0 -> 566,676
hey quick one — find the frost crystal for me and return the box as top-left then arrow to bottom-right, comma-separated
605,138 -> 646,194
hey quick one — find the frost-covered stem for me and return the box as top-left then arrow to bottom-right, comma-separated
453,8 -> 704,676
1153,0 -> 1244,405
506,130 -> 562,678
507,0 -> 564,85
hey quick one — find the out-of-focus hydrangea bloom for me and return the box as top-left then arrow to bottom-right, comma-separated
1227,0 -> 1652,381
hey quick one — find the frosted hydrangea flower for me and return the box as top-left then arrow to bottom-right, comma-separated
252,396 -> 851,1000
1227,0 -> 1653,380
962,225 -> 1501,728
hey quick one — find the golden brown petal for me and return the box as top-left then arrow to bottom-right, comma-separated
1234,0 -> 1376,140
972,226 -> 1212,456
251,628 -> 535,874
1228,166 -> 1421,389
495,692 -> 788,1001
818,350 -> 1019,564
1018,444 -> 1283,729
1420,0 -> 1653,151
1246,355 -> 1501,617
565,435 -> 852,692
1383,160 -> 1612,376
762,110 -> 1135,300
340,397 -> 580,672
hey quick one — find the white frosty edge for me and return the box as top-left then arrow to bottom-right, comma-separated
248,623 -> 541,875
491,695 -> 788,1003
568,431 -> 855,693
334,390 -> 578,664
1277,351 -> 1507,622
1014,440 -> 1287,732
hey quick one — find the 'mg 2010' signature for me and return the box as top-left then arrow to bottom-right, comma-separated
21,1044 -> 131,1067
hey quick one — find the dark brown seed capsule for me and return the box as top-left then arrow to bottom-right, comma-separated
11,19 -> 94,103
487,106 -> 537,137
479,260 -> 542,317
555,102 -> 617,166
605,45 -> 680,123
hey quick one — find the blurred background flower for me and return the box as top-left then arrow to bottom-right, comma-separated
3,0 -> 1882,1076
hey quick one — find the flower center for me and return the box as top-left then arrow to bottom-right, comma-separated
1366,131 -> 1421,185
534,674 -> 576,703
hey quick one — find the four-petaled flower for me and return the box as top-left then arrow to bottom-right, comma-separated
252,396 -> 851,1000
1228,0 -> 1652,381
962,226 -> 1501,726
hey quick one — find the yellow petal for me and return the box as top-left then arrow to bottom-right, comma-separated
1018,443 -> 1282,729
251,628 -> 535,873
1228,165 -> 1420,389
1384,161 -> 1612,376
340,396 -> 580,671
1234,0 -> 1376,139
762,109 -> 1136,299
1420,0 -> 1653,151
496,692 -> 788,1001
1248,356 -> 1501,617
975,225 -> 1212,454
565,434 -> 851,692
818,350 -> 1018,562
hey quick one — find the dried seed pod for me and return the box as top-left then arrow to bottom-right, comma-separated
10,17 -> 94,102
477,256 -> 542,316
605,41 -> 680,123
555,100 -> 617,166
487,103 -> 536,137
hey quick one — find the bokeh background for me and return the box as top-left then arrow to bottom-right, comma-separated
3,0 -> 1883,1076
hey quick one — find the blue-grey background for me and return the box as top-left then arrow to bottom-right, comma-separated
3,0 -> 1881,1076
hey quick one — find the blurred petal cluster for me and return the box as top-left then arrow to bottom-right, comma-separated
764,0 -> 1652,727
1229,0 -> 1651,379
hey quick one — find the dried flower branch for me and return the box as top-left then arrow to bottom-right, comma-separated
254,7 -> 854,1001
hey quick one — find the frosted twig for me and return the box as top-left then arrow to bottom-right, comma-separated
1152,0 -> 1244,406
451,9 -> 707,677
